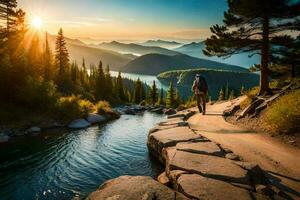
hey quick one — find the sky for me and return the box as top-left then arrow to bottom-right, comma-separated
19,0 -> 228,43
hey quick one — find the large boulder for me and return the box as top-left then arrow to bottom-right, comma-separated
68,119 -> 91,129
0,133 -> 9,143
177,174 -> 252,200
86,176 -> 189,200
86,113 -> 106,124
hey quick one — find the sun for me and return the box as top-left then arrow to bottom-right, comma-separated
31,16 -> 43,29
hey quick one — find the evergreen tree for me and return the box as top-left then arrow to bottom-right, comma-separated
134,78 -> 142,104
28,34 -> 42,76
116,72 -> 125,101
174,89 -> 182,108
141,83 -> 146,101
224,83 -> 229,100
94,60 -> 105,100
166,82 -> 175,108
55,28 -> 69,75
204,0 -> 300,94
0,0 -> 17,39
218,88 -> 225,101
240,86 -> 245,95
43,32 -> 53,81
104,65 -> 113,99
149,80 -> 158,104
229,90 -> 236,100
157,88 -> 165,105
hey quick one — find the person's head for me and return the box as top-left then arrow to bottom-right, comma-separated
195,74 -> 200,80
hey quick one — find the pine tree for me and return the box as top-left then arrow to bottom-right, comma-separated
174,89 -> 182,108
116,72 -> 125,101
150,80 -> 158,104
166,82 -> 175,108
43,32 -> 53,81
55,28 -> 69,75
240,86 -> 245,96
204,0 -> 300,94
157,88 -> 165,105
94,60 -> 105,100
229,90 -> 235,100
218,88 -> 225,101
134,78 -> 142,104
104,64 -> 113,99
28,34 -> 42,76
0,0 -> 17,39
224,83 -> 229,100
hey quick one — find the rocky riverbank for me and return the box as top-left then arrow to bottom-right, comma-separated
87,108 -> 292,200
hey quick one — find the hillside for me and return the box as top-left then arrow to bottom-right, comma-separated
140,39 -> 182,49
175,41 -> 261,68
47,35 -> 133,71
122,53 -> 249,75
157,68 -> 259,100
97,41 -> 180,56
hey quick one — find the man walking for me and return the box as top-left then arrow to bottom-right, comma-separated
192,74 -> 208,115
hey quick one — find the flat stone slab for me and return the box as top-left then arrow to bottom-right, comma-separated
158,118 -> 185,126
176,141 -> 224,157
177,174 -> 252,200
148,127 -> 202,162
166,148 -> 250,185
86,176 -> 189,200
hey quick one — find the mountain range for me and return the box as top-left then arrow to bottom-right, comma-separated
121,53 -> 249,75
140,40 -> 182,49
174,41 -> 260,68
97,41 -> 180,56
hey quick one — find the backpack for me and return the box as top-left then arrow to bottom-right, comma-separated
197,76 -> 208,92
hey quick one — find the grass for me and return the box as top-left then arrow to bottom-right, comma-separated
239,86 -> 260,110
262,89 -> 300,134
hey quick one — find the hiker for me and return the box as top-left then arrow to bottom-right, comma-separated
192,74 -> 208,115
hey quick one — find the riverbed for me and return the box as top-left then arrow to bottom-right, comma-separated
0,112 -> 165,200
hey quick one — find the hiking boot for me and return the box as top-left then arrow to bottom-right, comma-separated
202,111 -> 206,115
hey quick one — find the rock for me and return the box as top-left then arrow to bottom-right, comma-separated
225,153 -> 241,161
68,119 -> 91,129
157,172 -> 170,186
168,170 -> 188,184
177,174 -> 252,200
256,184 -> 274,196
158,118 -> 185,126
176,141 -> 224,157
167,113 -> 186,119
151,107 -> 164,114
164,108 -> 176,115
124,108 -> 136,115
147,127 -> 202,163
27,126 -> 41,133
0,133 -> 9,143
149,125 -> 178,134
86,176 -> 189,200
86,113 -> 106,124
166,148 -> 250,185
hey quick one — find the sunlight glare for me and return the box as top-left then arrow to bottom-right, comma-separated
31,16 -> 43,29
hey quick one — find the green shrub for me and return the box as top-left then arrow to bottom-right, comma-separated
17,76 -> 58,110
96,101 -> 112,114
263,90 -> 300,134
55,96 -> 94,122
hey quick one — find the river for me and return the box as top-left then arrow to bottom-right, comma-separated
0,112 -> 165,200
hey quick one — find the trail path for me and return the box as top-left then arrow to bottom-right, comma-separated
188,97 -> 300,198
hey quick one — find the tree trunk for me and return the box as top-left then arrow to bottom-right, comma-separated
259,14 -> 270,95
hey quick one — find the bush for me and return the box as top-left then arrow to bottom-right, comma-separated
17,76 -> 58,110
263,90 -> 300,134
96,101 -> 112,114
55,96 -> 94,122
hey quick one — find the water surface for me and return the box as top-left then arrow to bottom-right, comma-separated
0,112 -> 164,200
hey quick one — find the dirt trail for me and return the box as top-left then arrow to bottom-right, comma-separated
188,97 -> 300,198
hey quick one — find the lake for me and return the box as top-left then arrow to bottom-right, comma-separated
0,112 -> 165,200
